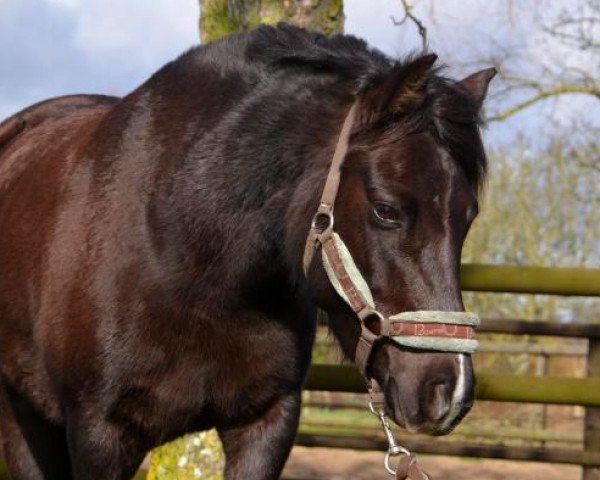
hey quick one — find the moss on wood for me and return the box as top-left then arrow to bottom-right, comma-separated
147,430 -> 224,480
199,0 -> 344,42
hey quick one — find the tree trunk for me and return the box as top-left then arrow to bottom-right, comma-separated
147,431 -> 224,480
199,0 -> 344,43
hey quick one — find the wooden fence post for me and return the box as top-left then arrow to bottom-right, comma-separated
537,351 -> 549,447
584,339 -> 600,480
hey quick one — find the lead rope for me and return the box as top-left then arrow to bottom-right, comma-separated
368,382 -> 431,480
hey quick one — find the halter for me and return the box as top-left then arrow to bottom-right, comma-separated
302,102 -> 480,479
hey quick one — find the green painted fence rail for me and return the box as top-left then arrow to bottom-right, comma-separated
295,432 -> 600,467
305,364 -> 600,407
299,419 -> 583,444
479,318 -> 600,339
461,263 -> 600,296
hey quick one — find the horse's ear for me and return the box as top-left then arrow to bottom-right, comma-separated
455,68 -> 497,108
358,53 -> 438,125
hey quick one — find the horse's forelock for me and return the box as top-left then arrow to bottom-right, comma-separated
355,70 -> 488,193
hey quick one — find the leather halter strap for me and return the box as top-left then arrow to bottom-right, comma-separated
302,102 -> 480,379
302,102 -> 358,275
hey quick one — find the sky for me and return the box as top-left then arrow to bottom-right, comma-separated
0,0 -> 598,148
0,0 -> 199,119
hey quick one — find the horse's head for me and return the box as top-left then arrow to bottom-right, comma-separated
305,54 -> 495,435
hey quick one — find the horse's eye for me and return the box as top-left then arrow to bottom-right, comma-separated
372,202 -> 401,225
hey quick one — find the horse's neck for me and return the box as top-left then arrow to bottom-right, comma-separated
157,131 -> 331,318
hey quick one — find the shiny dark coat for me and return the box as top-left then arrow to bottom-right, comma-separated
0,24 -> 493,480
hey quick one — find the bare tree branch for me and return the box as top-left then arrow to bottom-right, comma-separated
486,85 -> 600,122
392,0 -> 428,51
543,5 -> 600,51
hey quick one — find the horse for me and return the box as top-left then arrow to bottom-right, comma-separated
0,23 -> 495,480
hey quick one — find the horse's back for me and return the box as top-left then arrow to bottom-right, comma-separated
0,94 -> 116,147
0,94 -> 118,179
0,94 -> 118,422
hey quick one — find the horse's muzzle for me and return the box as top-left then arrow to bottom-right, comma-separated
380,350 -> 475,435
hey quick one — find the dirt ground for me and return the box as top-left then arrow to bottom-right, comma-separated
282,446 -> 581,480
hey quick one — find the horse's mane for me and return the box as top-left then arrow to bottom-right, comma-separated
246,23 -> 392,88
173,23 -> 487,190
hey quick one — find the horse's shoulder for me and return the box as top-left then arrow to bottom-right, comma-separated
0,94 -> 119,151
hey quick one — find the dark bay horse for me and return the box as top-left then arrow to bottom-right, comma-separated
0,24 -> 494,480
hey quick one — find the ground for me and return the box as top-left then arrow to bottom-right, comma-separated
282,447 -> 580,480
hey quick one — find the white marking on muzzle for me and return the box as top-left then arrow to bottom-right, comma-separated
439,353 -> 468,432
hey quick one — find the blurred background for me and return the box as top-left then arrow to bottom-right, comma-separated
1,1 -> 599,479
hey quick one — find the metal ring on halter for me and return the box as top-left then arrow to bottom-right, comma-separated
359,308 -> 388,336
384,448 -> 411,476
311,210 -> 334,233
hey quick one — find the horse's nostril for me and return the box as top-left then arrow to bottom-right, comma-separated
428,381 -> 451,422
